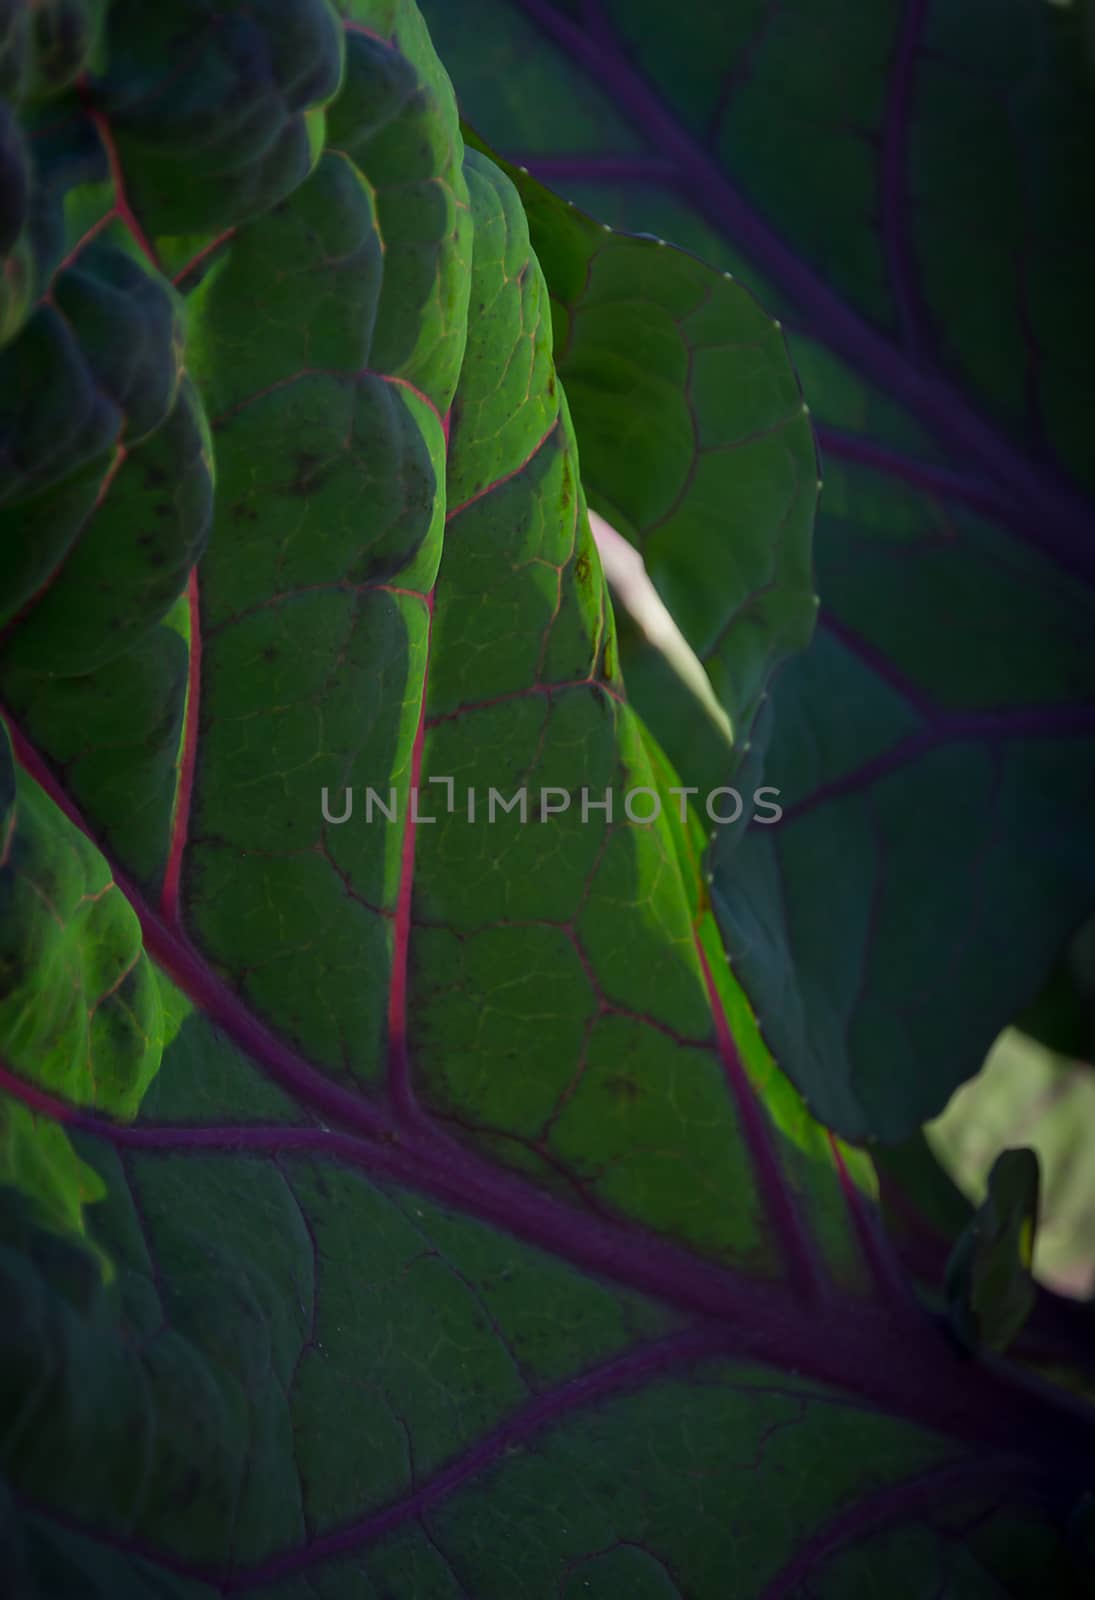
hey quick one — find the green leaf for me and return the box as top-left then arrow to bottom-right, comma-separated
0,721 -> 157,1257
424,0 -> 1095,1142
94,0 -> 346,235
2,4 -> 1095,1595
466,123 -> 818,768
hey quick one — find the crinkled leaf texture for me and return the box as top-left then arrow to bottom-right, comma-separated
0,3 -> 1093,1597
423,0 -> 1095,1143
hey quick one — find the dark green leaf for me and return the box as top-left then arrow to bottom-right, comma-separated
2,4 -> 1094,1595
427,0 -> 1095,1141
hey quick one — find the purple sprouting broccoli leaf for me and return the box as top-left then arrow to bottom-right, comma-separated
425,0 -> 1095,1143
2,2 -> 1095,1595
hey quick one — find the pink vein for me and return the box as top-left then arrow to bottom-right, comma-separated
425,673 -> 626,729
7,678 -> 837,1323
343,19 -> 387,44
387,588 -> 435,1120
385,406 -> 451,1117
880,0 -> 929,352
388,410 -> 560,1113
693,934 -> 825,1303
445,416 -> 560,523
212,367 -> 443,428
80,96 -> 160,273
160,568 -> 201,923
172,228 -> 237,290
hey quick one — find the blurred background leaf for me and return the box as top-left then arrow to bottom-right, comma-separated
929,1027 -> 1095,1299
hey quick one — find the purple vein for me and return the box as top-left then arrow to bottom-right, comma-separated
701,0 -> 782,150
223,1327 -> 729,1588
818,613 -> 939,721
9,1082 -> 808,1336
880,0 -> 929,353
5,725 -> 1095,1483
817,614 -> 1095,736
4,706 -> 1089,1372
8,1331 -> 721,1592
2,666 -> 833,1337
760,1454 -> 1048,1599
5,714 -> 396,1146
780,705 -> 1095,826
3,716 -> 851,1343
9,1058 -> 1094,1467
512,0 -> 1095,585
814,426 -> 1039,537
